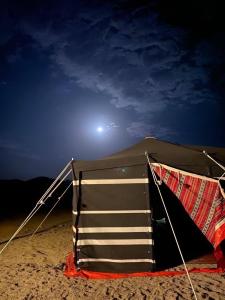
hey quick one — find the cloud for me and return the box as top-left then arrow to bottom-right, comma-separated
106,122 -> 119,129
42,1 -> 220,115
127,121 -> 176,138
0,139 -> 20,151
3,1 -> 224,136
21,23 -> 67,49
0,138 -> 40,160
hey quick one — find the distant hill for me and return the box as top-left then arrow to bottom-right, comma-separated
0,177 -> 72,219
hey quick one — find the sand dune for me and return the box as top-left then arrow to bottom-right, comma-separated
0,224 -> 225,300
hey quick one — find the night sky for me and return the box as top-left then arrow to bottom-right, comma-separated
1,0 -> 225,179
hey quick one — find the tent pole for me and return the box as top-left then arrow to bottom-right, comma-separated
145,152 -> 198,300
37,161 -> 72,205
203,150 -> 225,172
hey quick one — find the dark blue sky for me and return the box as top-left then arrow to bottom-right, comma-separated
0,0 -> 225,179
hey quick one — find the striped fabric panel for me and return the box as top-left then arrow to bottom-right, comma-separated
154,165 -> 225,249
215,217 -> 225,231
72,165 -> 154,273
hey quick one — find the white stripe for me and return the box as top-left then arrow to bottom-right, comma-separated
77,239 -> 152,246
215,217 -> 225,231
72,209 -> 151,215
73,226 -> 152,233
78,258 -> 155,263
73,178 -> 149,185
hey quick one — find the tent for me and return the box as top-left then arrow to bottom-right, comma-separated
68,137 -> 225,277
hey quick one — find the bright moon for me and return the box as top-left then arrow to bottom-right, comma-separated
97,126 -> 103,132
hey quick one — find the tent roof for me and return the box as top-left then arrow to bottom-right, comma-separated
72,138 -> 225,178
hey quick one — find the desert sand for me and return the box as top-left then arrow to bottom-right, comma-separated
0,221 -> 225,300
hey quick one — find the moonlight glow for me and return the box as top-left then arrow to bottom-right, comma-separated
97,126 -> 103,132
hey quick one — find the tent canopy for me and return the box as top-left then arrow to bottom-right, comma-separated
72,137 -> 225,178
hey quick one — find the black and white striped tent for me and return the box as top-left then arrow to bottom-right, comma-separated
71,137 -> 225,274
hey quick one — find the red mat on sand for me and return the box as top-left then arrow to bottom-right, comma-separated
64,253 -> 224,279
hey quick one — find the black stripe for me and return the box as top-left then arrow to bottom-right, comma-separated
78,214 -> 150,227
81,165 -> 147,180
79,184 -> 149,211
79,261 -> 154,273
78,245 -> 153,260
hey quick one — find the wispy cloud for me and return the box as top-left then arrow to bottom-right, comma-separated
127,121 -> 176,138
18,1 -> 220,116
2,1 -> 224,138
0,138 -> 40,160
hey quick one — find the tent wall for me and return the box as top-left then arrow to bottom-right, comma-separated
72,164 -> 155,273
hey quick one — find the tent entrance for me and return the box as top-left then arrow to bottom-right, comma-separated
72,164 -> 155,273
150,179 -> 213,271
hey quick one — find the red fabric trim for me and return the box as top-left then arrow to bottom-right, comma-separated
214,244 -> 225,269
214,222 -> 225,249
64,252 -> 224,279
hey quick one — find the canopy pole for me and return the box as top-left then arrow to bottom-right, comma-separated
37,161 -> 72,205
0,162 -> 72,256
145,152 -> 198,300
203,150 -> 225,172
6,162 -> 72,243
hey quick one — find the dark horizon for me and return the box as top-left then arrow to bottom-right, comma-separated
1,0 -> 225,180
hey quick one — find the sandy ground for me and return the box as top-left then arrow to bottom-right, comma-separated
0,222 -> 225,300
0,210 -> 71,242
